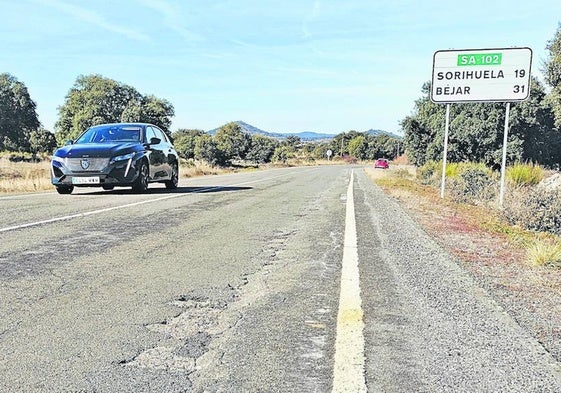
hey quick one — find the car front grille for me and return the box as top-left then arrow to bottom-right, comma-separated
64,158 -> 110,172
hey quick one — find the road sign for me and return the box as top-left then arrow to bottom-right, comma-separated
326,149 -> 333,157
431,47 -> 532,103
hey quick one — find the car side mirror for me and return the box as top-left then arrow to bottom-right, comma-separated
65,140 -> 74,145
149,137 -> 161,145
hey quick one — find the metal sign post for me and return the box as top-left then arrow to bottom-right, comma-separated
499,102 -> 511,207
440,104 -> 451,199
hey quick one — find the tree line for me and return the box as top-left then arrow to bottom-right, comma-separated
0,72 -> 399,165
402,24 -> 561,169
172,124 -> 400,166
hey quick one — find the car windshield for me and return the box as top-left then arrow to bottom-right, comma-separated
75,125 -> 141,144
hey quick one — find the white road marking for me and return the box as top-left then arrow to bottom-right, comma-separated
0,168 -> 317,233
332,170 -> 367,393
0,188 -> 213,233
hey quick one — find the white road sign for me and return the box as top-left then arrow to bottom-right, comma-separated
431,47 -> 532,103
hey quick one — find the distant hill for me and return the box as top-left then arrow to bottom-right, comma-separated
208,121 -> 284,138
208,121 -> 399,141
366,129 -> 402,139
290,131 -> 335,141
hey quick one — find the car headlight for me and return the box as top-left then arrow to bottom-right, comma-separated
110,152 -> 135,164
52,155 -> 66,164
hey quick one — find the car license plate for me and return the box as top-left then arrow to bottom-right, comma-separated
72,176 -> 100,185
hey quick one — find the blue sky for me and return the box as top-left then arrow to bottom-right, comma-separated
1,0 -> 560,135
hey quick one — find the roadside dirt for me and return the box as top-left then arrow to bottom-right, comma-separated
365,166 -> 561,363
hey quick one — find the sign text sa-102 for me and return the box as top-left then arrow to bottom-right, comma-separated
430,47 -> 532,103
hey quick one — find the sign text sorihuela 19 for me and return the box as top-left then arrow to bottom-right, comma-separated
431,47 -> 532,103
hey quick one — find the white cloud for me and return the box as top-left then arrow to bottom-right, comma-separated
37,0 -> 151,42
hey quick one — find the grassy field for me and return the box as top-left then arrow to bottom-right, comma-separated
0,159 -> 52,193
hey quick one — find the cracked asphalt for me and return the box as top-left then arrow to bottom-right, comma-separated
1,166 -> 560,392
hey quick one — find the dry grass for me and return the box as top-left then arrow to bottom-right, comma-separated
180,160 -> 229,178
507,162 -> 544,187
0,159 -> 52,194
526,239 -> 561,268
365,165 -> 560,267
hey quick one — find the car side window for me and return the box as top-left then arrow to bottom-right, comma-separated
145,126 -> 157,143
153,127 -> 168,144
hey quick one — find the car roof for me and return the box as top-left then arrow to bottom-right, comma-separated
90,122 -> 154,128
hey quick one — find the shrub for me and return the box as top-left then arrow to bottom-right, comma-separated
526,239 -> 561,268
0,151 -> 34,162
448,165 -> 496,204
341,154 -> 357,164
445,162 -> 490,179
445,162 -> 461,178
394,168 -> 413,179
503,187 -> 561,235
506,162 -> 544,187
417,160 -> 441,185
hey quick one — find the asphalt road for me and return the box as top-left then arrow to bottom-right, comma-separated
1,166 -> 560,392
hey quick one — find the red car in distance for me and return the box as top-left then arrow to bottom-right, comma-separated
374,158 -> 389,169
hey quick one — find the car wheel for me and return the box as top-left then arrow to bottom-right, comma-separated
102,185 -> 114,190
132,161 -> 149,193
55,185 -> 74,194
165,162 -> 178,190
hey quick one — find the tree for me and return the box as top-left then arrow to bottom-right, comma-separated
348,135 -> 367,160
544,23 -> 561,128
246,134 -> 279,164
214,122 -> 251,163
0,73 -> 40,151
272,145 -> 293,164
172,129 -> 205,159
122,95 -> 174,139
330,131 -> 363,157
365,134 -> 400,160
194,134 -> 226,166
510,78 -> 561,166
29,128 -> 57,155
282,135 -> 301,150
401,80 -> 559,167
55,74 -> 174,143
311,142 -> 332,160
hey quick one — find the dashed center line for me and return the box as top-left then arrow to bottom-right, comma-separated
332,170 -> 367,392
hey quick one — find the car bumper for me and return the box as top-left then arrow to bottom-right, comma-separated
51,158 -> 140,187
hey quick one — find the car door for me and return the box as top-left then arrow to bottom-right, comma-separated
152,126 -> 175,179
145,126 -> 165,180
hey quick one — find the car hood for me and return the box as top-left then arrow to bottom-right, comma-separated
54,142 -> 141,158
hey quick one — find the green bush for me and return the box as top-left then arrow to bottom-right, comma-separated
0,151 -> 34,162
417,160 -> 441,185
446,162 -> 489,179
526,239 -> 561,268
448,165 -> 496,204
503,187 -> 561,235
506,162 -> 544,187
445,162 -> 461,178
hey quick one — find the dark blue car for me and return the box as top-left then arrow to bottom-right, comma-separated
51,123 -> 179,194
